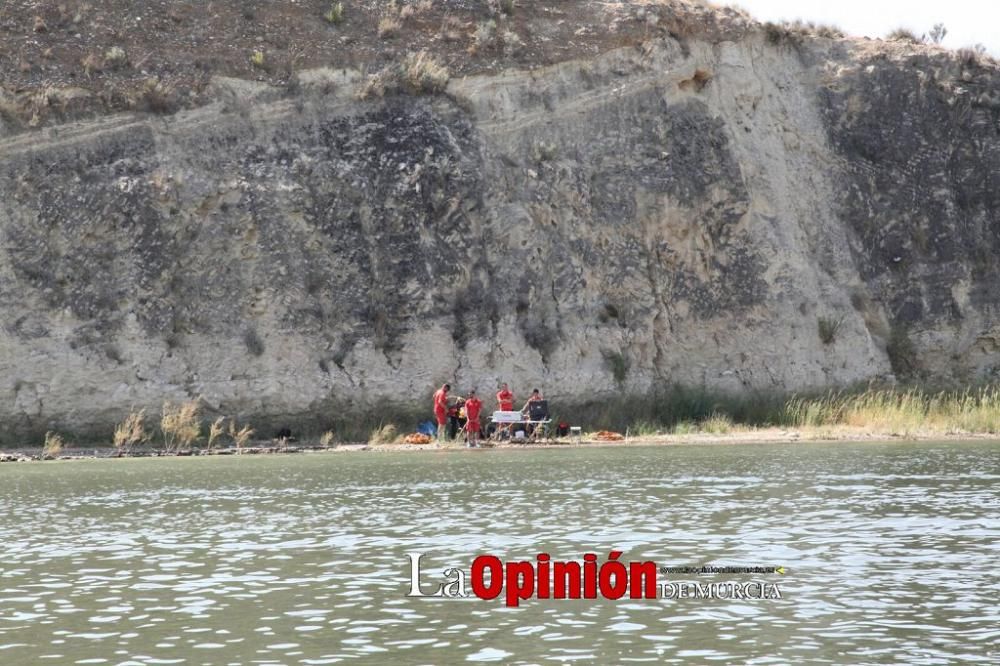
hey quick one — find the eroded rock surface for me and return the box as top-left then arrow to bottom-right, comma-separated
1,29 -> 998,438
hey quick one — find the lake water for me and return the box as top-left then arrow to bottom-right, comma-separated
0,441 -> 998,665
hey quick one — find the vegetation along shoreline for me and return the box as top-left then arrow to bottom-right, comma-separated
5,384 -> 1000,462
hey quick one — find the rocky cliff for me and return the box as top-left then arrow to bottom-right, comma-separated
1,1 -> 999,439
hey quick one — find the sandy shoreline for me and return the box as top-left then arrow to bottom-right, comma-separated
2,427 -> 998,462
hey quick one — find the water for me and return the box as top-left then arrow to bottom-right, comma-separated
0,441 -> 998,665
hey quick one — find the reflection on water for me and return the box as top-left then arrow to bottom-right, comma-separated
0,441 -> 998,664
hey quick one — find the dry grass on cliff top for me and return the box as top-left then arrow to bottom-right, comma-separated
1,1 -> 993,132
1,1 -> 994,136
0,0 -> 755,129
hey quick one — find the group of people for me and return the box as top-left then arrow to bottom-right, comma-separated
432,382 -> 545,447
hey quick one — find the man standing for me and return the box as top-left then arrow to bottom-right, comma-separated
496,382 -> 514,412
495,382 -> 515,440
433,383 -> 450,442
464,389 -> 483,448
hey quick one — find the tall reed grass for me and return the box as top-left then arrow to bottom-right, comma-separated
553,384 -> 1000,436
783,387 -> 1000,434
550,385 -> 788,434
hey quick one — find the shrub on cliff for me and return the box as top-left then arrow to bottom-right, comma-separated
378,0 -> 402,38
928,23 -> 947,45
763,21 -> 804,46
814,24 -> 845,39
471,19 -> 496,53
358,51 -> 449,99
887,28 -> 924,44
469,17 -> 522,56
402,51 -> 449,92
764,20 -> 843,46
439,15 -> 466,42
324,2 -> 344,25
81,53 -> 103,78
134,78 -> 176,114
378,15 -> 401,38
818,316 -> 843,345
104,46 -> 129,70
957,45 -> 990,69
488,0 -> 516,16
531,140 -> 558,162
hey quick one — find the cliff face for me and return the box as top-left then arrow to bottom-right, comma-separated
1,21 -> 999,437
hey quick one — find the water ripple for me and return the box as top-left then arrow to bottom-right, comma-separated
0,441 -> 997,664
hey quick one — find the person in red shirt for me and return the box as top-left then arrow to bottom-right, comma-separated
521,388 -> 544,413
464,389 -> 483,448
496,383 -> 514,412
494,383 -> 515,439
433,383 -> 450,441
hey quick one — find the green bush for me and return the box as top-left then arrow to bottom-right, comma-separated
324,2 -> 344,24
553,385 -> 788,434
818,316 -> 843,345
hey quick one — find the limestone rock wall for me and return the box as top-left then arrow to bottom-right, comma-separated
0,34 -> 998,437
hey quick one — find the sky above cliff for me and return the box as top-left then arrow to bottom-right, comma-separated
735,0 -> 998,54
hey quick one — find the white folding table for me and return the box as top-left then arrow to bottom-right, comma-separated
490,411 -> 552,442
